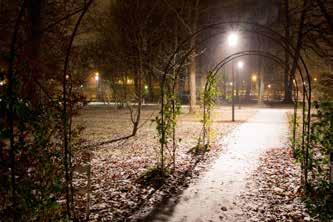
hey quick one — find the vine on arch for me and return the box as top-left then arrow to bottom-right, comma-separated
199,72 -> 217,152
155,72 -> 180,175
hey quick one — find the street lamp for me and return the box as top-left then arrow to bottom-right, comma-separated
227,32 -> 240,122
237,61 -> 244,69
267,84 -> 271,101
227,32 -> 239,48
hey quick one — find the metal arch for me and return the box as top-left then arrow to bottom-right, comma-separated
164,21 -> 311,87
162,22 -> 313,132
170,21 -> 312,144
204,50 -> 305,135
201,50 -> 310,185
159,22 -> 313,186
164,25 -> 312,118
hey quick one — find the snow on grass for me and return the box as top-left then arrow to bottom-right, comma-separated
72,105 -> 257,221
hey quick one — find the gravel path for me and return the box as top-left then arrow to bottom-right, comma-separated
149,109 -> 290,222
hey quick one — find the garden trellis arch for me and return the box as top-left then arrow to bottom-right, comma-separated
202,51 -> 307,172
159,21 -> 312,186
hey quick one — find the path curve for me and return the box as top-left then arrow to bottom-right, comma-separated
150,108 -> 289,222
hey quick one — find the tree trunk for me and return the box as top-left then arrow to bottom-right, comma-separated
258,57 -> 265,104
189,50 -> 196,112
283,0 -> 293,103
189,0 -> 200,113
245,74 -> 251,102
147,70 -> 154,103
26,0 -> 44,106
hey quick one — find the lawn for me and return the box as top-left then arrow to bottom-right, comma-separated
73,105 -> 258,221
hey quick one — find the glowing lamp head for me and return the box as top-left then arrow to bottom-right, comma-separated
227,32 -> 239,47
251,74 -> 257,82
268,84 -> 271,89
237,61 -> 244,70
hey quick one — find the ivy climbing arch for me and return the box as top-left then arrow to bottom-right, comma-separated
158,21 -> 313,188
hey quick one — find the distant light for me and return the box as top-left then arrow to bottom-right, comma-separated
144,85 -> 148,90
251,75 -> 257,82
267,84 -> 271,89
80,84 -> 84,88
95,72 -> 99,81
237,61 -> 244,70
0,81 -> 4,86
229,82 -> 233,86
227,32 -> 239,47
66,74 -> 69,80
127,79 -> 133,84
313,77 -> 317,82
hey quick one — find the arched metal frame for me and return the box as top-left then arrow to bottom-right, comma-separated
203,51 -> 308,181
159,22 -> 312,186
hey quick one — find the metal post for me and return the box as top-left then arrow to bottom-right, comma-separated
238,69 -> 241,109
232,61 -> 235,122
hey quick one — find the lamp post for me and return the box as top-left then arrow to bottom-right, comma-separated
267,84 -> 271,101
237,61 -> 244,109
227,32 -> 239,122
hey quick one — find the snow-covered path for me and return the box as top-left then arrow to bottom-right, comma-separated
150,109 -> 289,222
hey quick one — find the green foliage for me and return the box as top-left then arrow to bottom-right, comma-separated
0,93 -> 63,220
289,97 -> 333,220
306,100 -> 333,220
288,113 -> 302,159
199,73 -> 217,151
304,180 -> 333,221
155,75 -> 181,172
311,100 -> 333,166
0,76 -> 85,220
155,94 -> 179,146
